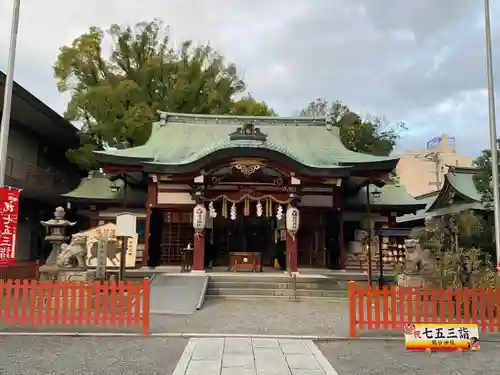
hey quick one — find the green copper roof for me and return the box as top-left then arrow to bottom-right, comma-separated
396,191 -> 439,223
61,173 -> 121,200
347,184 -> 426,210
62,173 -> 146,204
399,167 -> 487,222
428,166 -> 483,211
95,112 -> 397,169
446,169 -> 482,202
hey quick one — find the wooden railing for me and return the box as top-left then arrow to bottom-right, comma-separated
348,281 -> 500,337
0,261 -> 39,281
5,156 -> 70,192
0,278 -> 151,335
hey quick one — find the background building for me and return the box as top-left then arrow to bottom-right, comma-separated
395,133 -> 473,197
0,71 -> 81,261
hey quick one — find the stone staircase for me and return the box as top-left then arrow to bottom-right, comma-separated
206,273 -> 380,302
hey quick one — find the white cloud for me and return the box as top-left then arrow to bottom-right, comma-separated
0,0 -> 498,156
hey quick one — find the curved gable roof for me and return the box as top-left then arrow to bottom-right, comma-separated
427,166 -> 482,211
95,112 -> 398,175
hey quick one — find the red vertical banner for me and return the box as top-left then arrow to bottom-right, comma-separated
0,187 -> 20,265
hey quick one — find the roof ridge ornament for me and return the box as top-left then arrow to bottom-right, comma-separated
229,122 -> 267,143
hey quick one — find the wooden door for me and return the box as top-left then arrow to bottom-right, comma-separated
160,211 -> 193,264
298,211 -> 326,267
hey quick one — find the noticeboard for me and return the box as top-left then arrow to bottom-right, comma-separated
405,323 -> 480,351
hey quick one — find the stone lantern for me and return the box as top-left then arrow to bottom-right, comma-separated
40,206 -> 77,266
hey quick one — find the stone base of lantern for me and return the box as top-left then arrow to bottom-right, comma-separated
36,269 -> 95,313
39,265 -> 91,282
397,274 -> 433,288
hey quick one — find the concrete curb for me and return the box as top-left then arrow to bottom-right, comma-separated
0,331 -> 499,343
0,331 -> 399,340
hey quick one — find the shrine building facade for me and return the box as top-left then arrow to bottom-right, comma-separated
63,113 -> 425,272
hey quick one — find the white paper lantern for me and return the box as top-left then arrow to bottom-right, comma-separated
193,204 -> 207,233
286,206 -> 300,237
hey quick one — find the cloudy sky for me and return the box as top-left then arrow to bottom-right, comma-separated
0,0 -> 499,156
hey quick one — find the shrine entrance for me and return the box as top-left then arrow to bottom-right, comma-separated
202,198 -> 288,270
207,215 -> 282,268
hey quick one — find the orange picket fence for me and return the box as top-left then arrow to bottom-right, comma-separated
0,278 -> 150,335
348,281 -> 500,337
0,260 -> 39,281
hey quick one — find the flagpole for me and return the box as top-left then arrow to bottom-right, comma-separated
0,0 -> 21,188
484,0 -> 500,268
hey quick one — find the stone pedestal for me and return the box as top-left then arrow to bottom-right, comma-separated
397,274 -> 432,288
39,265 -> 91,282
38,266 -> 95,311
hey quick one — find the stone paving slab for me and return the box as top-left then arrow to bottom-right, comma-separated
172,337 -> 339,375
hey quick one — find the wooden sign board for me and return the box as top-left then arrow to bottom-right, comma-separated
95,236 -> 107,280
78,223 -> 138,268
405,323 -> 480,351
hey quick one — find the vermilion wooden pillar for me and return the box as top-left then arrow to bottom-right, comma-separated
192,230 -> 206,271
142,177 -> 158,267
286,232 -> 298,273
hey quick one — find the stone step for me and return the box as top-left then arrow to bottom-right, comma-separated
207,275 -> 333,283
208,274 -> 393,284
208,280 -> 347,290
205,294 -> 346,302
206,287 -> 348,298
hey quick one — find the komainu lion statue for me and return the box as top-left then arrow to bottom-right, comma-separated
403,238 -> 435,276
56,231 -> 121,268
56,234 -> 87,268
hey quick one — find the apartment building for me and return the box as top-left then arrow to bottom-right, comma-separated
0,71 -> 81,260
395,134 -> 473,197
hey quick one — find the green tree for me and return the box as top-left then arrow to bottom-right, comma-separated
54,19 -> 274,169
231,95 -> 277,116
472,140 -> 499,204
299,98 -> 407,156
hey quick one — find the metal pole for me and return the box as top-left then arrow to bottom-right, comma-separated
484,0 -> 500,267
365,185 -> 373,286
0,0 -> 21,187
119,176 -> 128,281
119,236 -> 127,281
434,153 -> 441,189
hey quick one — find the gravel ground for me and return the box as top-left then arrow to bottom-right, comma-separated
317,340 -> 500,375
0,298 -> 350,335
151,298 -> 351,336
0,337 -> 188,375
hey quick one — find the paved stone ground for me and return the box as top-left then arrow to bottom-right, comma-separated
317,340 -> 500,375
174,337 -> 338,375
0,336 -> 188,375
151,299 -> 350,336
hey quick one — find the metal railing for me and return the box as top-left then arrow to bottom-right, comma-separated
5,156 -> 70,193
286,247 -> 298,302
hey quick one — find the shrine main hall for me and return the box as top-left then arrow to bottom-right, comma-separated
63,112 -> 424,272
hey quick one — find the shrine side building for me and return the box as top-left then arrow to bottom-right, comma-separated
63,113 -> 425,272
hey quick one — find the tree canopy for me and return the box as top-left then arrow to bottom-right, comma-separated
473,140 -> 499,204
299,98 -> 406,156
54,19 -> 275,169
